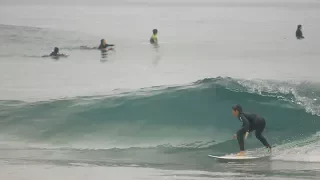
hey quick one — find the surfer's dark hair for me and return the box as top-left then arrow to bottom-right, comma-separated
232,104 -> 243,112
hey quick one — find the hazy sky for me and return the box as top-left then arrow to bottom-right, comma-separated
1,0 -> 317,6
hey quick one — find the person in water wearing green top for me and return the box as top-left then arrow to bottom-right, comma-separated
150,29 -> 158,45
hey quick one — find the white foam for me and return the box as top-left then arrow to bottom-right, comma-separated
272,133 -> 320,162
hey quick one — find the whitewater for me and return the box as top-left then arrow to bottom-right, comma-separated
1,0 -> 320,179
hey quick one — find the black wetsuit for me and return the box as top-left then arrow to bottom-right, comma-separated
236,112 -> 271,151
49,52 -> 67,57
50,51 -> 58,56
98,44 -> 114,49
296,29 -> 304,39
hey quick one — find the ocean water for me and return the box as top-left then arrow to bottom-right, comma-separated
1,0 -> 320,179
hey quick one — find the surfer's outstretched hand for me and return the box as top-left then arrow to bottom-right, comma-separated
244,132 -> 249,139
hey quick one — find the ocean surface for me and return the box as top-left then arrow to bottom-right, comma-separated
1,0 -> 320,179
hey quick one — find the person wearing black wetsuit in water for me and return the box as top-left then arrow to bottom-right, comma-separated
98,39 -> 115,50
48,47 -> 67,57
296,25 -> 304,39
231,104 -> 272,156
50,47 -> 60,56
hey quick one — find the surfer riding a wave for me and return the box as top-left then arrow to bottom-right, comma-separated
232,104 -> 272,156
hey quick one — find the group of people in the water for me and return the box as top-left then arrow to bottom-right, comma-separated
44,38 -> 117,58
41,25 -> 305,156
46,24 -> 303,58
45,29 -> 159,58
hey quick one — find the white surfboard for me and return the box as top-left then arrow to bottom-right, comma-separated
208,154 -> 270,162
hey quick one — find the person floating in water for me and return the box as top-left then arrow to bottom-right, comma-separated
80,39 -> 115,51
98,39 -> 115,50
150,29 -> 158,45
296,25 -> 304,39
50,47 -> 60,56
231,105 -> 271,156
42,47 -> 68,57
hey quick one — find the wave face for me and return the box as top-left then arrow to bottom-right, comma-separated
0,77 -> 319,154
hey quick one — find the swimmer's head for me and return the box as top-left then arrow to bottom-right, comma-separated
153,29 -> 158,35
54,47 -> 59,53
101,39 -> 106,45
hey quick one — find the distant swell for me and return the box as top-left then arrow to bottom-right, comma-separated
0,77 -> 319,152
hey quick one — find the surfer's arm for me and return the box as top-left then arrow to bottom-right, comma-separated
239,114 -> 250,132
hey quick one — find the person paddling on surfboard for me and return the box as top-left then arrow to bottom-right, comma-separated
98,39 -> 115,50
231,105 -> 272,156
43,47 -> 68,57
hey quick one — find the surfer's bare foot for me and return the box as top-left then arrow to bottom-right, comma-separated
236,151 -> 245,156
266,146 -> 272,152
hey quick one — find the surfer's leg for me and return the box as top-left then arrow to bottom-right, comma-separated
236,129 -> 245,151
255,120 -> 271,148
255,131 -> 271,148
